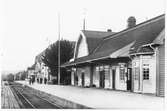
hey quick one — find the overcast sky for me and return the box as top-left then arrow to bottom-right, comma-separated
0,0 -> 165,73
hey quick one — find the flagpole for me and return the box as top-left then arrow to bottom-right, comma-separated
83,8 -> 86,31
58,13 -> 61,85
83,18 -> 85,30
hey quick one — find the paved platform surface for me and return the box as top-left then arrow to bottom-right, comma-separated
1,81 -> 20,109
16,81 -> 165,109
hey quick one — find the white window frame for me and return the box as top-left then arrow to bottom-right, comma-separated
143,64 -> 149,80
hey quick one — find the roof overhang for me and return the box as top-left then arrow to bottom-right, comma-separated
61,42 -> 135,67
129,52 -> 154,56
109,41 -> 135,58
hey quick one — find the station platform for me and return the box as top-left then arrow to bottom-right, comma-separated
1,81 -> 20,109
16,81 -> 165,109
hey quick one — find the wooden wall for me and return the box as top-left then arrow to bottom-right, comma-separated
158,44 -> 165,97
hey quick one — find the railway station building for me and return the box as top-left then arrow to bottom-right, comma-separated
62,14 -> 165,97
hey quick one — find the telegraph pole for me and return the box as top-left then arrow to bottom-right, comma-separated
58,13 -> 61,85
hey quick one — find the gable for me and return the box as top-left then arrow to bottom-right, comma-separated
74,34 -> 89,59
74,30 -> 115,59
153,29 -> 165,45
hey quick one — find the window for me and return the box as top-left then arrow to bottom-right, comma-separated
104,65 -> 109,80
99,66 -> 103,71
133,61 -> 139,80
120,68 -> 125,80
96,66 -> 99,71
104,65 -> 109,72
119,63 -> 126,80
134,68 -> 139,80
143,63 -> 149,80
143,68 -> 149,80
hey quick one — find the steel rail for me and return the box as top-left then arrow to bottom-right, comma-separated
12,84 -> 63,109
34,94 -> 63,109
12,86 -> 36,108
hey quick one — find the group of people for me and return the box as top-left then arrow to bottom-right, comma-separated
28,76 -> 47,85
36,78 -> 47,84
29,76 -> 35,85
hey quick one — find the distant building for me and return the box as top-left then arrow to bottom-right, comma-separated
62,14 -> 165,97
27,65 -> 35,79
35,51 -> 50,84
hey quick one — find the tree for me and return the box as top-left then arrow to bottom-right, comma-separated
6,73 -> 14,82
15,73 -> 20,80
42,39 -> 75,84
20,71 -> 27,80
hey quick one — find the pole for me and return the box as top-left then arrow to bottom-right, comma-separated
58,13 -> 61,85
83,8 -> 86,30
83,18 -> 85,30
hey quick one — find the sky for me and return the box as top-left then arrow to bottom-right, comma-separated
0,0 -> 165,73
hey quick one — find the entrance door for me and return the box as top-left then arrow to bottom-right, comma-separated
127,68 -> 132,91
112,69 -> 116,89
74,73 -> 78,86
99,70 -> 105,88
81,72 -> 85,87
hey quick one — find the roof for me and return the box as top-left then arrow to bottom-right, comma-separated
94,14 -> 165,54
82,30 -> 115,39
62,14 -> 165,67
82,30 -> 116,54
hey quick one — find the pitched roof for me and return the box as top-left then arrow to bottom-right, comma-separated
62,14 -> 165,67
82,30 -> 116,54
82,30 -> 115,39
94,14 -> 165,55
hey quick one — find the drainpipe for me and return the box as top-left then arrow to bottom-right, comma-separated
149,44 -> 156,51
139,55 -> 142,92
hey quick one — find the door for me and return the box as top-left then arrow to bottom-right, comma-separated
81,72 -> 85,87
127,68 -> 132,91
112,69 -> 116,89
99,70 -> 105,88
74,72 -> 78,86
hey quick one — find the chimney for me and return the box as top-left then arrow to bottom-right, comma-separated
127,16 -> 136,28
107,29 -> 112,32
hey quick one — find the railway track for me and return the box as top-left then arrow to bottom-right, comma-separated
9,82 -> 63,109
